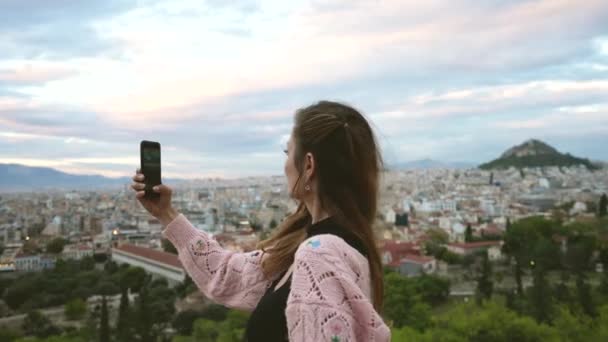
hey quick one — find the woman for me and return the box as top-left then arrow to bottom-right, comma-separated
131,101 -> 391,341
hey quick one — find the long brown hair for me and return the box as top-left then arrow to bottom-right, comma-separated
257,100 -> 384,312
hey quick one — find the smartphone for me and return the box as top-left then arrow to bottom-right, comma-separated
140,140 -> 162,199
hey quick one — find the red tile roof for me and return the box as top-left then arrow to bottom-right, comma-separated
381,240 -> 421,262
114,243 -> 183,269
448,241 -> 501,249
402,254 -> 435,264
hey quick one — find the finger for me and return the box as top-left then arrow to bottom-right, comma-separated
131,183 -> 145,190
132,174 -> 144,182
136,191 -> 145,198
153,184 -> 172,195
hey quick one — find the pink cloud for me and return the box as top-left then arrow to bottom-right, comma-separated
92,0 -> 607,122
0,62 -> 77,83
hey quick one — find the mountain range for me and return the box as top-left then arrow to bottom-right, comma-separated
1,140 -> 604,192
0,164 -> 183,193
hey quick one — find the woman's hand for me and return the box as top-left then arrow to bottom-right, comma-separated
131,168 -> 179,226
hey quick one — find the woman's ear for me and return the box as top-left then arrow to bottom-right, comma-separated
304,152 -> 315,181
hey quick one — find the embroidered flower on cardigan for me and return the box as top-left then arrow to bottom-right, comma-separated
329,322 -> 343,335
192,240 -> 205,256
307,239 -> 321,249
328,321 -> 344,341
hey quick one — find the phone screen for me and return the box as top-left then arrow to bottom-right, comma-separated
141,141 -> 161,197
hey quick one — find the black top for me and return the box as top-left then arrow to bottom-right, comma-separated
244,216 -> 368,342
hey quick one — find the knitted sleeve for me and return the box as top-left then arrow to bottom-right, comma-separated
162,214 -> 270,311
286,234 -> 391,342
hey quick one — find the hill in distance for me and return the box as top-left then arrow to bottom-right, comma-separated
0,163 -> 182,193
479,139 -> 600,170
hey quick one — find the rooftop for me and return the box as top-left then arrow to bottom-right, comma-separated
113,243 -> 183,269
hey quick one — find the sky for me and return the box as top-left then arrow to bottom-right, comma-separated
1,0 -> 607,179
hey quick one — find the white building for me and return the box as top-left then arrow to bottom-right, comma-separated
385,208 -> 396,224
62,244 -> 94,260
112,243 -> 186,287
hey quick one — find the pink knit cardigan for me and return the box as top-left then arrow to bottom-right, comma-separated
162,214 -> 391,341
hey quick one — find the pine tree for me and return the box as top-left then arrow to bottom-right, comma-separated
476,252 -> 493,304
529,266 -> 552,323
598,193 -> 607,218
99,295 -> 109,342
599,272 -> 608,297
576,274 -> 596,318
116,287 -> 131,341
136,278 -> 153,341
465,224 -> 473,243
514,259 -> 524,297
505,289 -> 517,312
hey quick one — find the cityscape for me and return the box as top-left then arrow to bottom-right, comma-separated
1,137 -> 607,341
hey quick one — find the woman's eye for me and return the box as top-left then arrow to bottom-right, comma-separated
283,149 -> 288,155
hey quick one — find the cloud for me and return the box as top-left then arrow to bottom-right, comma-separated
58,0 -> 603,120
0,0 -> 139,59
2,0 -> 608,177
0,63 -> 78,85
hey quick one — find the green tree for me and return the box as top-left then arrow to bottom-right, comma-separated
576,275 -> 596,318
174,275 -> 196,299
564,226 -> 596,273
465,224 -> 473,242
171,336 -> 195,342
22,240 -> 41,254
119,267 -> 147,293
600,272 -> 608,298
552,305 -> 593,342
528,266 -> 553,323
0,327 -> 22,342
161,238 -> 177,254
172,305 -> 229,336
426,228 -> 449,245
147,279 -> 177,338
172,310 -> 204,336
103,261 -> 119,275
384,272 -> 432,330
45,238 -> 66,254
99,295 -> 109,342
64,298 -> 87,321
115,287 -> 132,342
476,251 -> 493,303
78,256 -> 95,271
135,277 -> 153,341
392,302 -> 561,342
4,274 -> 43,310
216,310 -> 250,342
269,219 -> 278,229
192,319 -> 219,341
591,305 -> 608,341
599,193 -> 607,218
414,275 -> 451,307
503,216 -> 561,296
22,310 -> 61,338
553,272 -> 572,306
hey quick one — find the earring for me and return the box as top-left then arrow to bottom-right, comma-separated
305,184 -> 311,191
